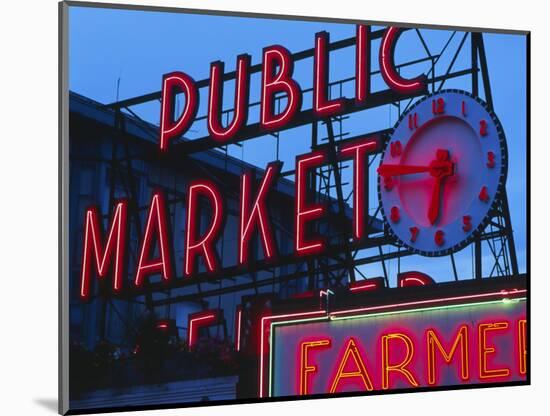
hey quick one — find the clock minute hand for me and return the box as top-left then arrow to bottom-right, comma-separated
377,164 -> 431,177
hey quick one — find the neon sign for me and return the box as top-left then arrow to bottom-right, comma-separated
268,296 -> 526,397
63,3 -> 529,413
159,26 -> 425,150
79,136 -> 378,298
80,26 -> 428,298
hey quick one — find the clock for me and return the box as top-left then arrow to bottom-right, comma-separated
377,90 -> 507,256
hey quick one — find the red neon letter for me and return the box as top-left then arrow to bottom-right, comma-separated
478,322 -> 511,379
382,333 -> 419,389
159,72 -> 199,151
355,25 -> 370,105
379,27 -> 427,94
295,151 -> 327,256
135,191 -> 173,287
207,54 -> 251,142
313,31 -> 345,117
260,45 -> 302,131
80,201 -> 128,299
185,180 -> 224,276
427,325 -> 469,385
239,162 -> 282,265
349,277 -> 384,293
299,339 -> 331,395
398,271 -> 435,287
235,306 -> 243,352
188,311 -> 218,349
340,138 -> 377,240
329,338 -> 374,393
518,319 -> 527,375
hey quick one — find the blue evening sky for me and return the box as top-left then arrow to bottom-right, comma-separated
69,6 -> 527,284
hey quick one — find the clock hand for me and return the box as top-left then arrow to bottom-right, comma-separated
427,151 -> 454,225
428,176 -> 443,225
379,149 -> 454,225
377,164 -> 431,177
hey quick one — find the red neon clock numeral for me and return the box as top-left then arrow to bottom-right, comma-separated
479,186 -> 490,202
390,140 -> 402,157
390,206 -> 400,223
432,98 -> 445,115
487,151 -> 495,168
462,215 -> 472,232
434,230 -> 444,246
479,119 -> 488,136
408,113 -> 419,129
383,176 -> 394,191
461,100 -> 466,116
409,226 -> 419,242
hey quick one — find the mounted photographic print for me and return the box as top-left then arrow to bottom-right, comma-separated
59,1 -> 530,414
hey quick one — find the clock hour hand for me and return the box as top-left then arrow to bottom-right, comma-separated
427,149 -> 454,225
377,164 -> 431,177
428,176 -> 442,225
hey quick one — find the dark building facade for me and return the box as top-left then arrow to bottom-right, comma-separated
68,91 -> 370,407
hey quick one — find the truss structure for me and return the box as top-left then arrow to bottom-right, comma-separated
83,26 -> 521,337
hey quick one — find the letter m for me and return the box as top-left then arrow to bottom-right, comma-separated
80,201 -> 128,299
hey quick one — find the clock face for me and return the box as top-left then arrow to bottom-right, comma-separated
377,90 -> 507,256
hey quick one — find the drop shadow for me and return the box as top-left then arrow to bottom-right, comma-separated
34,398 -> 58,414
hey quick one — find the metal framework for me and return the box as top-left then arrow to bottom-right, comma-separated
89,26 -> 520,338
